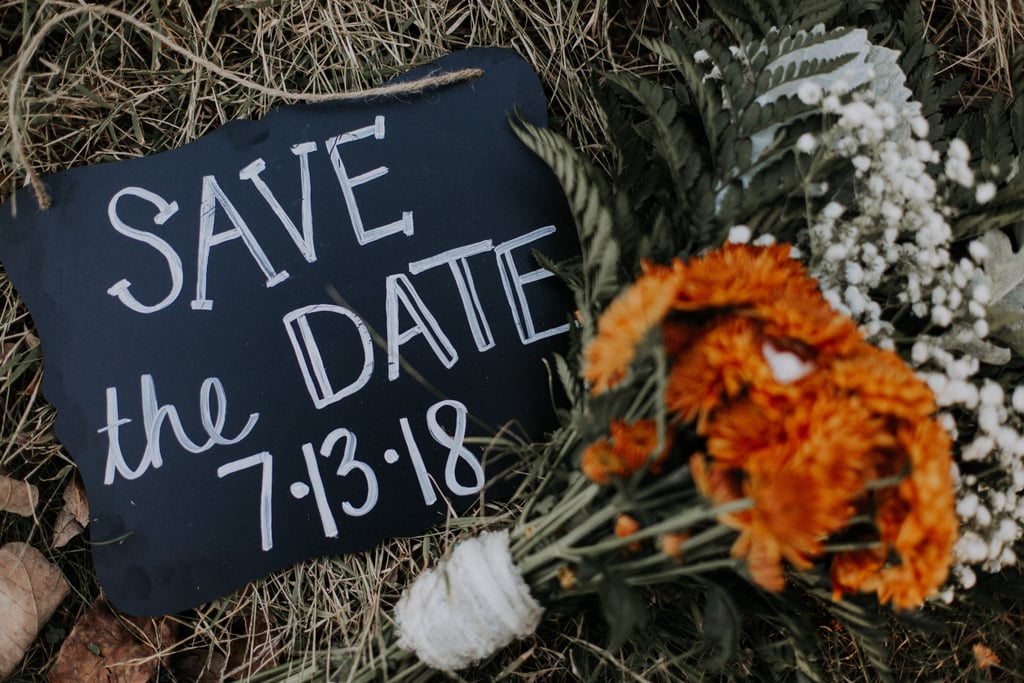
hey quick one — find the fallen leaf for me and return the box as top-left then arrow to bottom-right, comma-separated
172,613 -> 280,682
48,599 -> 177,683
172,649 -> 228,683
52,476 -> 90,548
0,474 -> 39,517
973,642 -> 1001,670
223,614 -> 280,680
0,542 -> 71,678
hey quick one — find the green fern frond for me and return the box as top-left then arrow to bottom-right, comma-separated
603,72 -> 703,209
512,120 -> 622,321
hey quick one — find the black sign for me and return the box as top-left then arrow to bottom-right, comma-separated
0,48 -> 576,616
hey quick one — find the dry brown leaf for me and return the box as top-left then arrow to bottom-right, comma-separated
223,614 -> 280,680
48,599 -> 177,683
973,642 -> 1001,670
52,476 -> 90,548
172,648 -> 228,683
0,542 -> 71,678
0,474 -> 39,517
171,614 -> 280,682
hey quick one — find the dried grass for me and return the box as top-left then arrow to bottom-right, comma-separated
0,0 -> 1021,681
926,0 -> 1024,104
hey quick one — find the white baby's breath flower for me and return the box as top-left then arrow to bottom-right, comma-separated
796,81 -> 822,105
822,201 -> 844,220
980,382 -> 1004,407
975,181 -> 997,204
967,240 -> 990,262
910,116 -> 929,139
727,225 -> 751,244
1012,386 -> 1024,414
796,133 -> 817,153
948,138 -> 970,161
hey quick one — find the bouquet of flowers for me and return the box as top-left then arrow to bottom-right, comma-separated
344,1 -> 1024,680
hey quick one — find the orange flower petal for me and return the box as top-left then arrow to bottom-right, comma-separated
583,261 -> 685,393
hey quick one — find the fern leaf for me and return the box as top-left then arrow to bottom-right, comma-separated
512,120 -> 621,311
603,72 -> 700,210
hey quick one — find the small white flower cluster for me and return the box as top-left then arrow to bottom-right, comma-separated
915,344 -> 1024,591
797,83 -> 990,349
794,81 -> 1021,594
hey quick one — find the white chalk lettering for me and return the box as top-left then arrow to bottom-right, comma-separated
399,416 -> 438,506
408,240 -> 496,352
427,399 -> 484,496
300,441 -> 338,538
101,375 -> 260,484
192,175 -> 289,310
106,187 -> 183,314
217,451 -> 274,551
385,273 -> 458,381
238,141 -> 319,263
283,304 -> 374,409
322,427 -> 378,517
325,116 -> 414,245
494,225 -> 571,344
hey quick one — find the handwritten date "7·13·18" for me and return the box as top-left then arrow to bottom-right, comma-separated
217,398 -> 483,551
99,372 -> 483,552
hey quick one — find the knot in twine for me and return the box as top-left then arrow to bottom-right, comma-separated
395,530 -> 543,672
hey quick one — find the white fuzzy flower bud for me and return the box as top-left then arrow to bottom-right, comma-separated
972,285 -> 991,307
797,81 -> 822,105
978,405 -> 1000,434
948,138 -> 970,162
852,155 -> 871,172
961,436 -> 993,461
796,133 -> 817,153
980,382 -> 1004,406
1012,386 -> 1024,413
957,492 -> 979,518
911,341 -> 930,364
931,305 -> 953,327
727,225 -> 751,244
976,182 -> 997,204
968,240 -> 990,262
822,201 -> 844,220
959,566 -> 977,589
910,116 -> 929,139
976,505 -> 992,527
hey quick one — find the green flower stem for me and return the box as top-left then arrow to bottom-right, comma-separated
606,524 -> 736,575
822,540 -> 883,553
554,498 -> 752,563
512,476 -> 600,561
515,490 -> 622,576
623,558 -> 744,586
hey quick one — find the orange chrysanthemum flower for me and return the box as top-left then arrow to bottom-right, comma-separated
696,392 -> 888,591
615,513 -> 643,552
583,261 -> 684,393
831,418 -> 957,609
660,531 -> 690,560
581,419 -> 672,484
586,243 -> 956,607
827,344 -> 937,422
665,316 -> 776,428
673,243 -> 814,311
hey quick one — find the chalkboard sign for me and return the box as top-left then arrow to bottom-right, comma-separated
0,48 -> 576,616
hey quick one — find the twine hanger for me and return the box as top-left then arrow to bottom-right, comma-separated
7,4 -> 483,211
